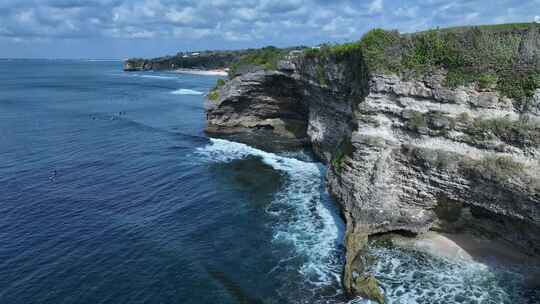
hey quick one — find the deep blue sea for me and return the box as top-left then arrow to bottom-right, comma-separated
0,60 -> 537,304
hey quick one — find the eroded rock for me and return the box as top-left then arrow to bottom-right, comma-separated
204,51 -> 540,298
353,275 -> 385,304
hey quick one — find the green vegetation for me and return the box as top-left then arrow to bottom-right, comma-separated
207,78 -> 226,102
364,24 -> 540,109
305,23 -> 540,110
358,29 -> 402,73
207,89 -> 220,101
304,42 -> 363,63
332,137 -> 353,172
497,73 -> 540,111
304,42 -> 368,92
126,45 -> 308,77
328,42 -> 363,61
477,74 -> 498,89
401,30 -> 465,75
228,46 -> 287,77
438,22 -> 534,33
469,116 -> 540,147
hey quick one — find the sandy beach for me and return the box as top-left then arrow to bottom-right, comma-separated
173,68 -> 228,76
389,231 -> 540,267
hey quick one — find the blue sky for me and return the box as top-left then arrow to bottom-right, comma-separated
0,0 -> 539,59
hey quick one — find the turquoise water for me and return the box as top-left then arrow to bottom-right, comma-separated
0,59 -> 537,304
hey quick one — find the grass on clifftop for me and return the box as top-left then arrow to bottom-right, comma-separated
228,46 -> 287,77
306,23 -> 540,111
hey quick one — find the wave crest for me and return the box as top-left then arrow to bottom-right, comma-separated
196,138 -> 344,287
171,88 -> 204,95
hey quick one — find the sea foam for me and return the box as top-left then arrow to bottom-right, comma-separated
196,138 -> 344,287
197,139 -> 539,304
362,245 -> 538,304
171,88 -> 204,95
135,74 -> 178,80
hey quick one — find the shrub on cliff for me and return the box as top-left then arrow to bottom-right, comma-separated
332,137 -> 353,172
355,23 -> 540,110
207,90 -> 219,102
228,46 -> 287,77
359,29 -> 402,73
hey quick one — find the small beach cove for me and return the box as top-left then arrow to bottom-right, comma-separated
173,68 -> 228,76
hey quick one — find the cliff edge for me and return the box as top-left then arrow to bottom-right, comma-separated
204,23 -> 540,302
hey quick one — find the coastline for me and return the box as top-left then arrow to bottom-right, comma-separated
173,68 -> 228,76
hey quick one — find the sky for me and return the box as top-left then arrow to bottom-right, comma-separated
0,0 -> 539,59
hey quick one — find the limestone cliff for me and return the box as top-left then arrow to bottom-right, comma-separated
203,24 -> 540,301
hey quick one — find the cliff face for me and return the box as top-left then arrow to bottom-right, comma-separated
204,26 -> 540,300
327,72 -> 540,245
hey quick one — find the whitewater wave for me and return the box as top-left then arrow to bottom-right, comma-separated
126,74 -> 178,80
196,138 -> 344,287
140,74 -> 178,80
355,245 -> 539,304
196,139 -> 539,304
171,88 -> 204,95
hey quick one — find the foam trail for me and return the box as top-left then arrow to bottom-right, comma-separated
171,88 -> 204,95
130,74 -> 177,80
196,138 -> 343,286
353,245 -> 539,304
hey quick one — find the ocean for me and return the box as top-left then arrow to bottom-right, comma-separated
0,60 -> 537,304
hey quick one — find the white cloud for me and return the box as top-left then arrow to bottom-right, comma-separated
535,16 -> 540,23
129,30 -> 156,38
237,8 -> 258,21
165,7 -> 196,24
173,27 -> 212,39
395,6 -> 419,18
0,0 -> 538,52
15,10 -> 34,23
368,0 -> 384,14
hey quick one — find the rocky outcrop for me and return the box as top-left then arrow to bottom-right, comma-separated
204,70 -> 309,151
327,72 -> 540,250
123,59 -> 151,71
204,45 -> 540,301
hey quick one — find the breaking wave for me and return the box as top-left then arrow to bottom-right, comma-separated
196,140 -> 539,304
171,88 -> 204,95
126,74 -> 178,80
351,245 -> 540,304
196,138 -> 344,288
